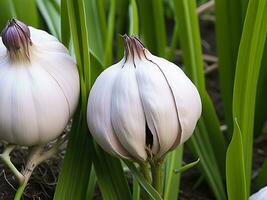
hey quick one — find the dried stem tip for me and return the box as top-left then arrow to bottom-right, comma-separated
1,19 -> 32,60
123,34 -> 146,60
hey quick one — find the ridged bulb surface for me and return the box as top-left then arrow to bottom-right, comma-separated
87,35 -> 201,161
0,19 -> 80,146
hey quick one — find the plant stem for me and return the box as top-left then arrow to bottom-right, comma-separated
14,146 -> 43,200
151,161 -> 163,195
14,178 -> 28,200
140,162 -> 151,184
0,145 -> 25,184
14,135 -> 66,199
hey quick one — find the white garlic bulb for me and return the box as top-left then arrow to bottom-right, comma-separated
87,35 -> 201,161
0,19 -> 80,146
250,186 -> 267,200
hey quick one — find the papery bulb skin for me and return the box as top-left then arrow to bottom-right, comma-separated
87,35 -> 201,161
0,19 -> 80,146
250,186 -> 267,200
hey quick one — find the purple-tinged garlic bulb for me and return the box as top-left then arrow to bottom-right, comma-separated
0,19 -> 80,146
87,35 -> 201,161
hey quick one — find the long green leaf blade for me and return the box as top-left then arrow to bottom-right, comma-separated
54,0 -> 92,198
226,119 -> 247,200
125,161 -> 163,200
129,0 -> 139,36
13,0 -> 39,27
36,0 -> 61,38
137,0 -> 166,57
256,158 -> 267,190
92,146 -> 132,200
84,0 -> 105,66
230,0 -> 267,195
104,0 -> 116,66
173,0 -> 226,199
215,0 -> 248,135
0,0 -> 39,29
54,112 -> 92,200
0,0 -> 16,30
163,146 -> 183,200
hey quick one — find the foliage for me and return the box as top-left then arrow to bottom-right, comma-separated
0,0 -> 266,199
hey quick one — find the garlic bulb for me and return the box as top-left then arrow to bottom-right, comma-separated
250,186 -> 267,200
0,19 -> 80,146
87,35 -> 201,161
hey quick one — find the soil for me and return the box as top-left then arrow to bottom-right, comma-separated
1,12 -> 266,200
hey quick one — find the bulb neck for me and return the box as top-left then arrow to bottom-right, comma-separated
1,19 -> 32,63
123,35 -> 147,62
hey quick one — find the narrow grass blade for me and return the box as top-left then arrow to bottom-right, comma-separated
54,112 -> 92,200
125,161 -> 163,200
163,145 -> 183,200
104,0 -> 116,66
61,0 -> 70,47
133,178 -> 141,200
173,0 -> 226,199
188,120 -> 226,200
13,0 -> 39,27
84,0 -> 105,66
254,43 -> 267,136
215,0 -> 248,135
166,23 -> 179,61
231,0 -> 267,194
0,0 -> 39,29
174,158 -> 200,174
92,146 -> 132,200
129,0 -> 139,36
256,158 -> 267,190
54,0 -> 92,198
36,0 -> 61,38
137,0 -> 166,57
115,0 -> 129,59
86,166 -> 97,199
226,119 -> 247,200
0,0 -> 16,30
151,0 -> 166,57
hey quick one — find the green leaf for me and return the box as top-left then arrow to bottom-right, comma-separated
174,158 -> 200,174
54,112 -> 92,200
61,0 -> 71,47
92,146 -> 132,200
0,0 -> 16,30
84,0 -> 105,66
215,0 -> 248,135
256,158 -> 267,190
151,0 -> 166,57
226,119 -> 247,200
104,0 -> 116,66
137,0 -> 166,57
54,0 -> 92,198
133,177 -> 141,200
13,0 -> 39,27
36,0 -> 61,38
188,120 -> 226,200
173,0 -> 226,199
125,161 -> 163,200
231,0 -> 267,194
166,23 -> 179,61
86,166 -> 97,199
129,0 -> 139,36
163,145 -> 183,200
254,43 -> 267,136
115,0 -> 129,59
0,0 -> 39,30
